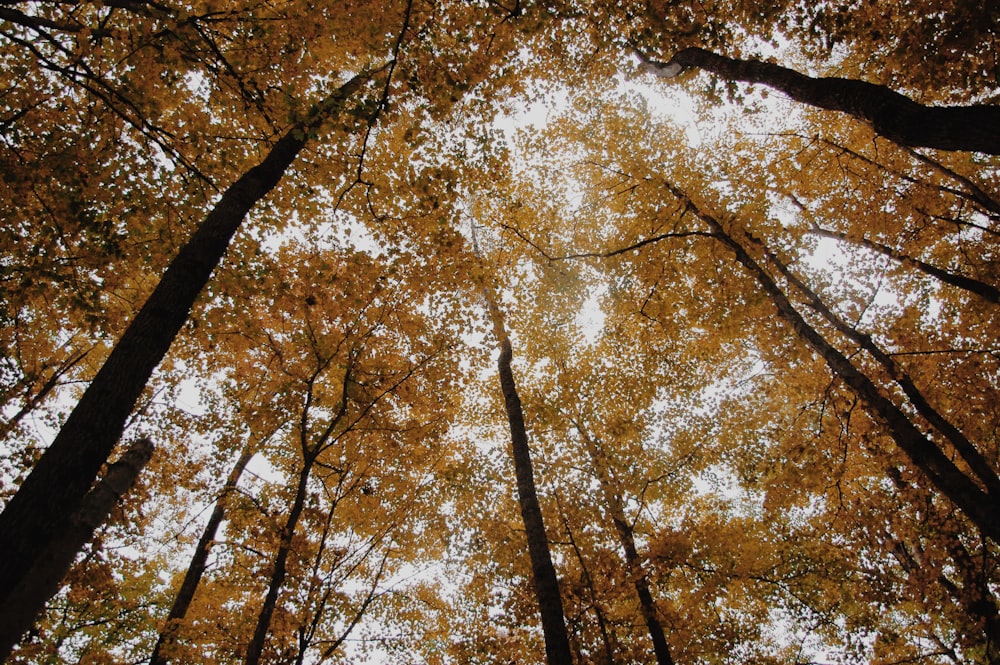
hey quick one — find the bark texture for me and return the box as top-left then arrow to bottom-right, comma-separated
0,438 -> 154,660
498,338 -> 573,665
650,47 -> 1000,154
149,444 -> 255,665
0,71 -> 375,616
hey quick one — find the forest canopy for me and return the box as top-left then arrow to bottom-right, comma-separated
0,0 -> 998,663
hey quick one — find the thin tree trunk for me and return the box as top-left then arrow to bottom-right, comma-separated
244,456 -> 316,665
472,219 -> 574,665
0,438 -> 154,660
660,182 -> 1000,541
497,338 -> 574,665
576,426 -> 674,665
0,346 -> 92,442
807,226 -> 1000,305
557,498 -> 617,665
746,232 -> 1000,497
639,47 -> 1000,154
0,70 -> 378,624
149,442 -> 256,665
885,467 -> 1000,664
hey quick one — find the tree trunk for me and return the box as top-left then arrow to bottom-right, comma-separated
747,233 -> 1000,497
149,443 -> 255,665
640,47 -> 1000,154
577,426 -> 674,665
0,438 -> 154,660
806,226 -> 1000,305
0,70 -> 376,616
557,498 -> 617,665
244,455 -> 315,665
498,338 -> 574,665
660,182 -> 1000,541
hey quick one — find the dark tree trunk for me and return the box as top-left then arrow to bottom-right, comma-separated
0,71 -> 375,620
578,427 -> 674,665
661,182 -> 1000,541
747,232 -> 1000,498
149,443 -> 255,665
807,226 -> 1000,305
244,455 -> 315,665
644,47 -> 1000,154
558,504 -> 617,665
0,438 -> 154,660
498,338 -> 574,665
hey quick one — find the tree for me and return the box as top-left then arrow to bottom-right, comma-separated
637,47 -> 1000,154
148,438 -> 257,665
477,265 -> 573,665
0,438 -> 154,660
3,0 -> 1000,662
0,0 -> 531,645
0,66 -> 383,642
574,423 -> 675,665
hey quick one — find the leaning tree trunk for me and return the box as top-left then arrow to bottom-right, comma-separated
806,226 -> 1000,305
497,338 -> 574,665
745,233 -> 1000,498
638,47 -> 1000,154
0,438 -> 154,660
149,442 -> 256,665
0,69 -> 379,627
576,426 -> 674,665
659,181 -> 1000,542
244,454 -> 317,665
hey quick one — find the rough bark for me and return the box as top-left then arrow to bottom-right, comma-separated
149,443 -> 255,665
0,70 -> 377,615
0,438 -> 154,660
498,338 -> 573,665
661,182 -> 1000,541
641,47 -> 1000,154
577,426 -> 674,665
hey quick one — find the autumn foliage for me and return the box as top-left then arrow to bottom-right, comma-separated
0,0 -> 998,663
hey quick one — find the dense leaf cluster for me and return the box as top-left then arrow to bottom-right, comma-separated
0,0 -> 998,663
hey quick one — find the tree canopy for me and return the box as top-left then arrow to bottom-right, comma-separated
1,0 -> 998,663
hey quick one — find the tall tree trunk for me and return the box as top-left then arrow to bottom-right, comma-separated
660,182 -> 1000,541
149,442 -> 256,665
0,70 -> 378,619
576,426 -> 674,665
498,338 -> 574,665
639,47 -> 1000,154
746,232 -> 1000,497
0,438 -> 154,660
244,455 -> 316,665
